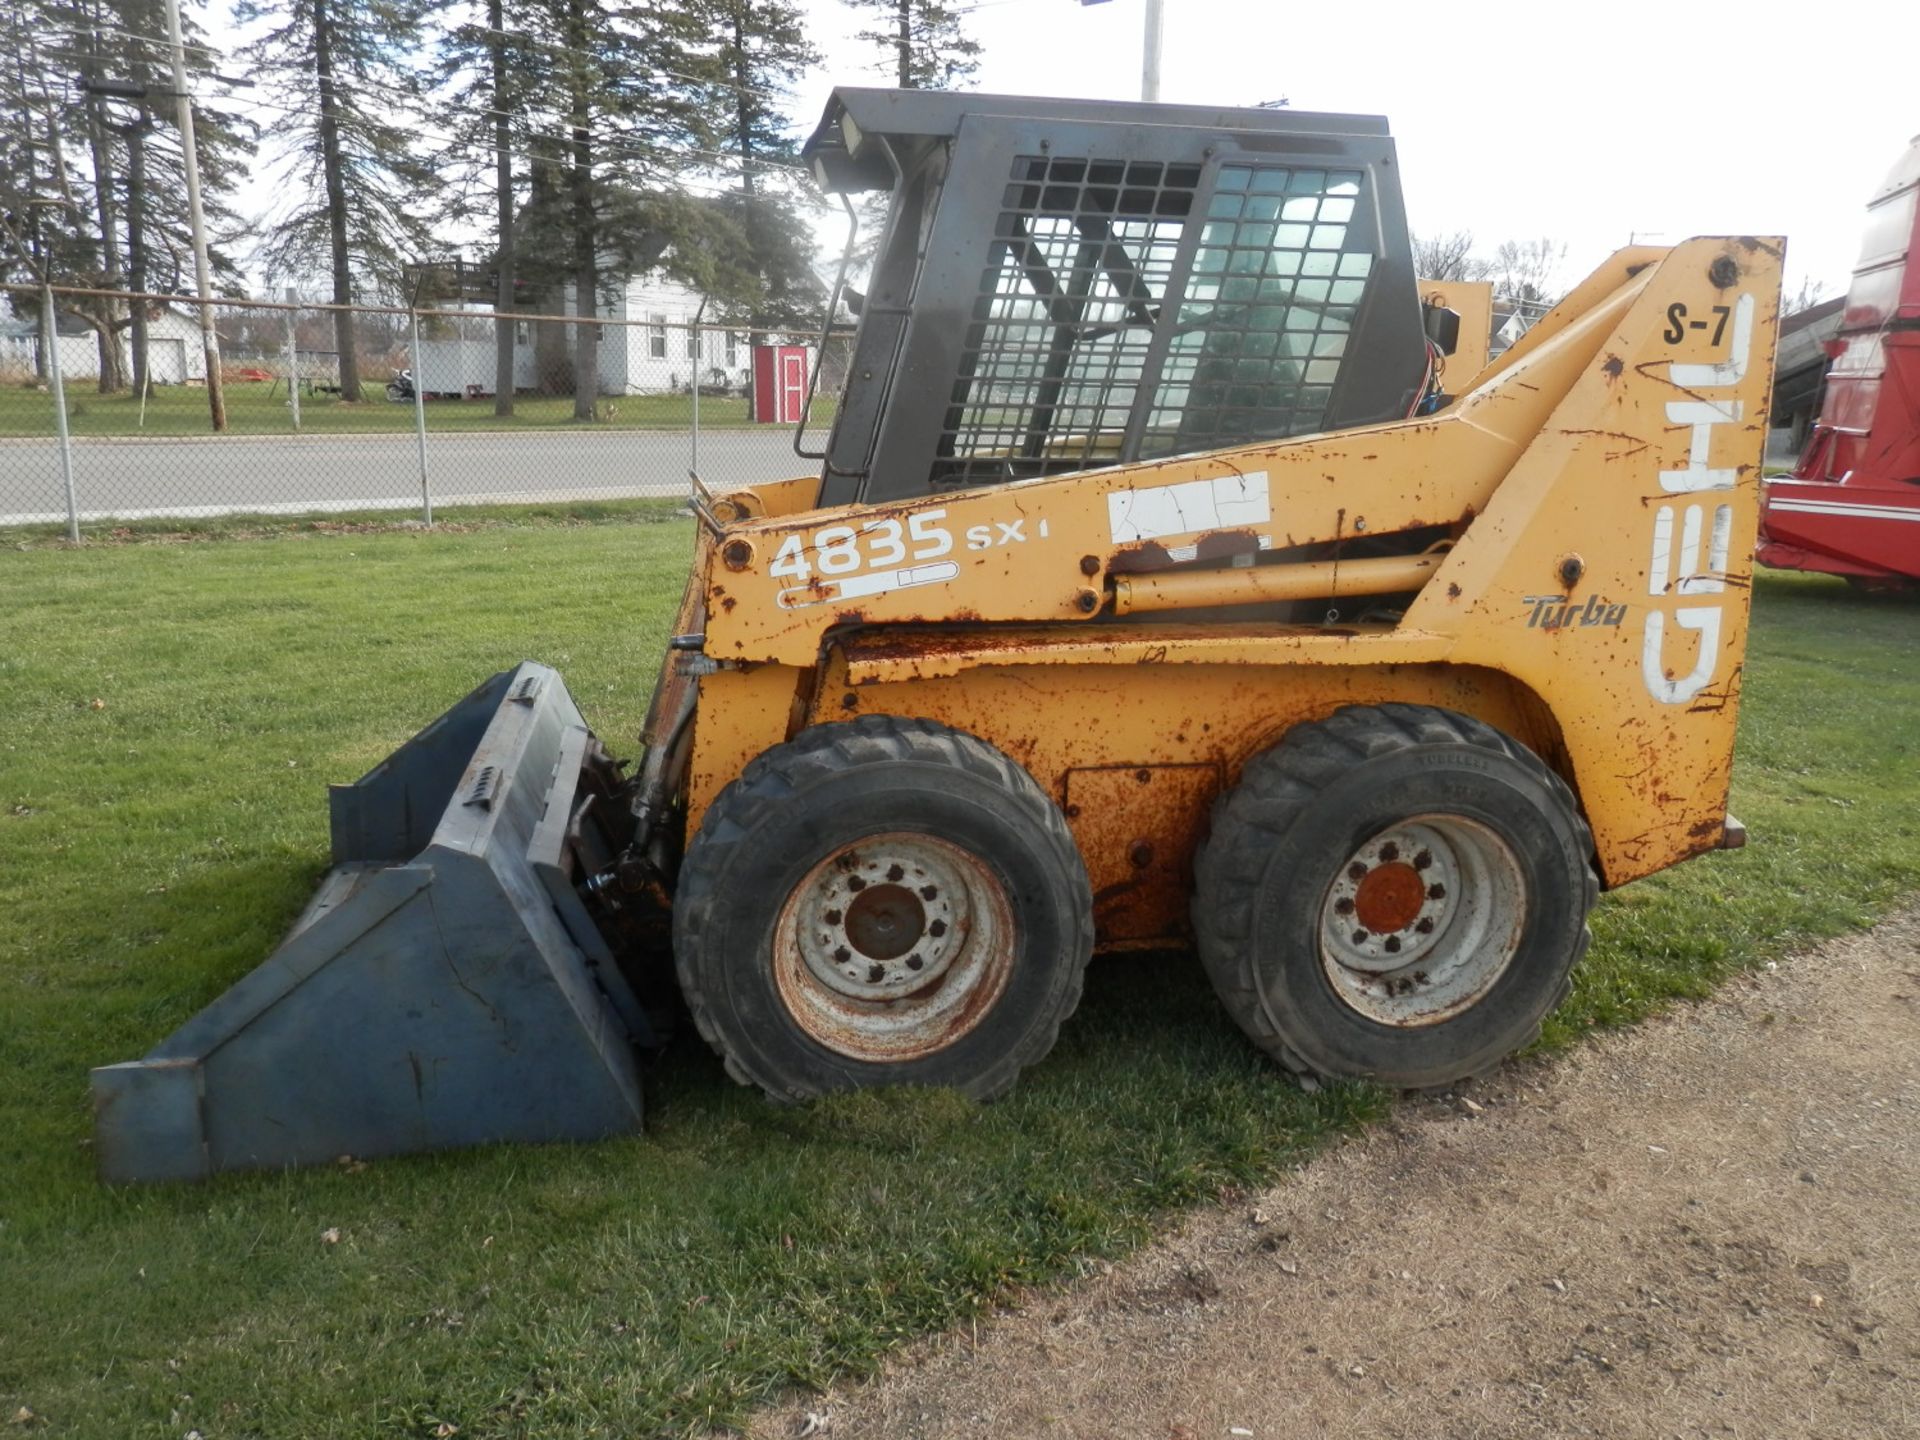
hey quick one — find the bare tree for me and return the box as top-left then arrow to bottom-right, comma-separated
1490,237 -> 1567,307
1783,274 -> 1833,318
1411,230 -> 1492,282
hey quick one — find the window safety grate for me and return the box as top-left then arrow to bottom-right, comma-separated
937,155 -> 1376,486
939,156 -> 1201,487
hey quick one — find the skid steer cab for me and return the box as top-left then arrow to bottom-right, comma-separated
92,88 -> 1783,1182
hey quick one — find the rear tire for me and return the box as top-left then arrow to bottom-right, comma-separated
1193,704 -> 1596,1089
673,716 -> 1093,1102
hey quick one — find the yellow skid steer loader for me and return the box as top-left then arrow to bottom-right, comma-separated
92,89 -> 1781,1181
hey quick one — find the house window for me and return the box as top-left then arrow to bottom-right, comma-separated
513,321 -> 531,346
686,327 -> 700,361
726,331 -> 741,366
648,313 -> 667,359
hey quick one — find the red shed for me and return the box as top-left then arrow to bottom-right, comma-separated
752,345 -> 809,424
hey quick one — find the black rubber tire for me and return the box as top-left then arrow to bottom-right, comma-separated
673,715 -> 1094,1102
1192,703 -> 1598,1089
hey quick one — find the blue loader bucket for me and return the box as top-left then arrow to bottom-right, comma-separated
90,662 -> 650,1183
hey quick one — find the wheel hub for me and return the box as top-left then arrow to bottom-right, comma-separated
773,832 -> 1014,1060
1351,860 -> 1427,935
842,883 -> 926,962
1318,817 -> 1526,1026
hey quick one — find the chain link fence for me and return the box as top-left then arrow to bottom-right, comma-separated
0,284 -> 849,531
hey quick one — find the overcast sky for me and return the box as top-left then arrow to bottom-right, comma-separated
786,0 -> 1915,300
214,0 -> 1914,300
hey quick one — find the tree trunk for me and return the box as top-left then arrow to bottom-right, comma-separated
489,0 -> 515,416
567,0 -> 596,422
126,120 -> 149,396
732,7 -> 760,420
313,0 -> 361,400
896,0 -> 911,86
80,28 -> 127,394
524,158 -> 569,394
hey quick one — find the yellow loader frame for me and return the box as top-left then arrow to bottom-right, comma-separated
655,238 -> 1780,949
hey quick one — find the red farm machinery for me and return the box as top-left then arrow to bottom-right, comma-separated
1759,135 -> 1920,589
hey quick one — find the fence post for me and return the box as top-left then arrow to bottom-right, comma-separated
689,311 -> 701,486
410,306 -> 432,525
284,305 -> 301,432
41,282 -> 80,543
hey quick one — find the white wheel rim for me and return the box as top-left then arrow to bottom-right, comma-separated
1316,815 -> 1527,1027
773,832 -> 1014,1062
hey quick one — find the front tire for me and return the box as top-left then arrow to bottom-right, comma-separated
673,717 -> 1093,1102
1193,704 -> 1596,1089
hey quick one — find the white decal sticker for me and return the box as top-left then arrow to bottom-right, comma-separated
1669,293 -> 1754,387
1642,288 -> 1753,705
776,561 -> 960,610
1107,472 -> 1270,544
1641,607 -> 1724,705
1659,399 -> 1743,493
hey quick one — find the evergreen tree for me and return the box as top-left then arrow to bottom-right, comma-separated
435,0 -> 826,418
692,0 -> 822,336
465,0 -> 710,420
845,0 -> 978,89
0,14 -> 87,386
236,0 -> 438,399
432,0 -> 545,413
2,0 -> 242,392
61,0 -> 248,392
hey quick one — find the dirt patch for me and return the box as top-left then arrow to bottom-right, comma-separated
753,908 -> 1920,1439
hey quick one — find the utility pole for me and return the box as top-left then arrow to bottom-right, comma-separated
1080,0 -> 1164,103
1141,0 -> 1163,102
161,0 -> 225,430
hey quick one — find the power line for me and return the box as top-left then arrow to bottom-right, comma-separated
40,33 -> 810,174
77,17 -> 223,62
32,59 -> 808,192
471,22 -> 791,104
204,83 -> 807,183
56,13 -> 802,111
212,86 -> 803,202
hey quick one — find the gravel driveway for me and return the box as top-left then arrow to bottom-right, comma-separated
755,908 -> 1920,1440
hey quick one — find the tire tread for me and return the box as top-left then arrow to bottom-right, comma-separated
675,715 -> 1093,1103
1192,703 -> 1597,1089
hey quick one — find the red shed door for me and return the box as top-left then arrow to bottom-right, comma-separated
780,350 -> 806,423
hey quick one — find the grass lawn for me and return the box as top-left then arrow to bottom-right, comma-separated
2,522 -> 1916,1438
0,381 -> 832,439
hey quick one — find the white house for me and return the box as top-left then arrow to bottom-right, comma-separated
596,268 -> 758,396
139,306 -> 211,384
0,301 -> 207,385
414,268 -> 780,398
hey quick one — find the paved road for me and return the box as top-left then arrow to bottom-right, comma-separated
0,428 -> 815,524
